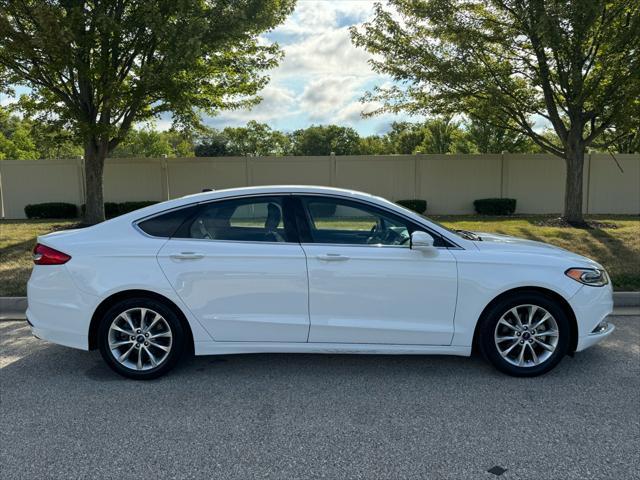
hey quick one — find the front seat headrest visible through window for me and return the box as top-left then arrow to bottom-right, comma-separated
264,203 -> 284,242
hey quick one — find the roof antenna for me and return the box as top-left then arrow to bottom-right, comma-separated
201,188 -> 214,192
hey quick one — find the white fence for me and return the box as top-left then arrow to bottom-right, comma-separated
0,153 -> 638,219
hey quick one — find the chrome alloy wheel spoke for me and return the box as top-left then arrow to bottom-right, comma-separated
494,304 -> 559,368
108,307 -> 173,371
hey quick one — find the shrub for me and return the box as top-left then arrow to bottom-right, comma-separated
24,202 -> 78,219
473,198 -> 517,215
397,199 -> 427,214
80,201 -> 158,219
308,202 -> 338,218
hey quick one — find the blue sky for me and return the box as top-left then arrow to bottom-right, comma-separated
200,0 -> 414,136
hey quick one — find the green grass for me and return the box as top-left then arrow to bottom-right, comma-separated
1,215 -> 638,296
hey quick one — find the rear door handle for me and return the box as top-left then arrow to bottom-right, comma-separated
317,253 -> 350,262
170,252 -> 205,260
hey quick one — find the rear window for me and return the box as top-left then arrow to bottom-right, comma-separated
137,205 -> 201,238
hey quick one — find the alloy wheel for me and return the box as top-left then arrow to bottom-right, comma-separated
494,304 -> 559,367
107,307 -> 173,371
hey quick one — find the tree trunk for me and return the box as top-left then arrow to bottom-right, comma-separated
83,139 -> 107,225
563,143 -> 586,226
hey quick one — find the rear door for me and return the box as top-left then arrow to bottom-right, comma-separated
154,195 -> 310,342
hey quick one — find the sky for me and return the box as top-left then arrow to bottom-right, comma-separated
0,1 -> 415,136
200,0 -> 412,136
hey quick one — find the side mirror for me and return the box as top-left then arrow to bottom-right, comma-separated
410,231 -> 435,250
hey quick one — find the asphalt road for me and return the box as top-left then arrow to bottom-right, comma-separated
1,316 -> 638,480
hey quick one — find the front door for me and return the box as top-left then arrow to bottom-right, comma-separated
297,195 -> 458,345
157,195 -> 310,342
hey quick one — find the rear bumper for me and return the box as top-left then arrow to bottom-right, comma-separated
26,265 -> 97,351
569,284 -> 615,352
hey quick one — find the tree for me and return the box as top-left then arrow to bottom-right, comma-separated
359,134 -> 391,155
195,129 -> 230,157
0,0 -> 295,223
290,125 -> 362,156
352,0 -> 640,224
223,120 -> 291,156
463,117 -> 536,154
418,117 -> 469,154
0,107 -> 37,159
110,127 -> 194,158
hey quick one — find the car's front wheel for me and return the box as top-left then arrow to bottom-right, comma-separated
98,298 -> 185,380
478,292 -> 570,377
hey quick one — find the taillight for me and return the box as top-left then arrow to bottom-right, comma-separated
33,243 -> 71,265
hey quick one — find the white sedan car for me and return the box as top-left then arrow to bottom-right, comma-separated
27,186 -> 614,379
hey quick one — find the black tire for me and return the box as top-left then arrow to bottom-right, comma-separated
98,297 -> 185,380
478,292 -> 570,377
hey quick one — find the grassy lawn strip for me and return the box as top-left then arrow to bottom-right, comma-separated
1,215 -> 638,297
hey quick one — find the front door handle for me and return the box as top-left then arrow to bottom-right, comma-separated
317,253 -> 350,262
170,252 -> 205,260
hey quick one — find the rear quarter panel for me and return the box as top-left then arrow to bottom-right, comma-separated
40,222 -> 213,343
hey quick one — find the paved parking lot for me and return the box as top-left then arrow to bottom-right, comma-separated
1,316 -> 638,480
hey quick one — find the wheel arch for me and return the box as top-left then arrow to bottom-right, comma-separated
471,286 -> 578,355
88,289 -> 194,353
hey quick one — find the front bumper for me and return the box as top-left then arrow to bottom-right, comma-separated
576,321 -> 615,352
569,283 -> 615,352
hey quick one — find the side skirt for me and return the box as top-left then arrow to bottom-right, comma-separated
194,341 -> 471,357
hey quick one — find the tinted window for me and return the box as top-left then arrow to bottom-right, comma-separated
137,205 -> 200,238
301,197 -> 413,246
174,196 -> 294,243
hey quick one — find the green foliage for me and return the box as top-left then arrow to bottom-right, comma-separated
462,117 -> 535,154
290,125 -> 362,156
351,0 -> 640,222
351,0 -> 640,155
0,0 -> 295,222
0,107 -> 38,159
473,198 -> 517,216
25,202 -> 78,219
358,135 -> 391,155
396,199 -> 427,214
223,121 -> 291,156
111,128 -> 194,158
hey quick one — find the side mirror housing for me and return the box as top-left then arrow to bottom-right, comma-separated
410,231 -> 435,250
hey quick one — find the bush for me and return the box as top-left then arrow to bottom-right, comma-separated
80,201 -> 158,219
473,198 -> 517,215
308,202 -> 338,218
396,199 -> 427,214
24,202 -> 78,219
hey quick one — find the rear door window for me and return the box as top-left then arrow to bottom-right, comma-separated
173,196 -> 297,243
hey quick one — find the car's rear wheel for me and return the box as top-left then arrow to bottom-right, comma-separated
478,292 -> 570,377
98,298 -> 184,380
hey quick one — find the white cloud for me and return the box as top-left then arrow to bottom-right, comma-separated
203,84 -> 299,128
201,1 -> 409,134
277,26 -> 373,79
299,76 -> 365,120
275,1 -> 374,38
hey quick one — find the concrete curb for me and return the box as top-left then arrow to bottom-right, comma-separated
1,292 -> 639,321
0,297 -> 27,320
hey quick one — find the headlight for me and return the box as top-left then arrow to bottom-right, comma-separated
565,268 -> 608,287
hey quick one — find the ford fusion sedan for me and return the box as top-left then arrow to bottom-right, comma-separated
27,186 -> 614,379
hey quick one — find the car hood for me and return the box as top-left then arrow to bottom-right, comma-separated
471,232 -> 602,267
